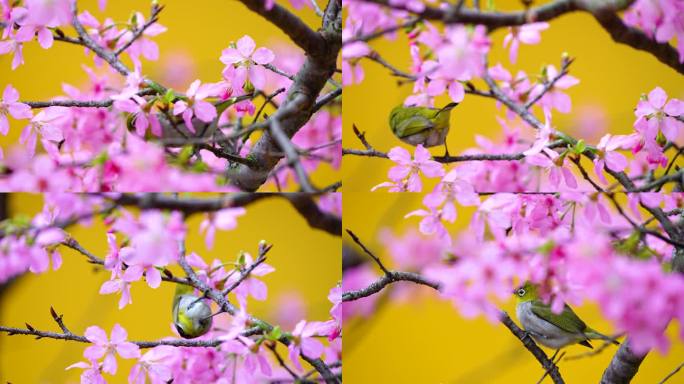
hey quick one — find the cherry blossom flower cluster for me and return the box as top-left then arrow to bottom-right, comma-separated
345,192 -> 684,354
624,0 -> 684,62
0,193 -> 342,383
0,2 -> 341,192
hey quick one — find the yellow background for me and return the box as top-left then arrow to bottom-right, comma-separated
343,192 -> 684,383
0,0 -> 339,191
342,2 -> 684,191
0,193 -> 341,383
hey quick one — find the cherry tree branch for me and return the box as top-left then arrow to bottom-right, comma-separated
105,193 -> 341,236
359,0 -> 684,74
342,231 -> 564,383
228,0 -> 341,191
175,240 -> 340,384
113,3 -> 163,57
235,0 -> 326,54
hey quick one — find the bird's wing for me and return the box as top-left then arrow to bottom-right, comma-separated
394,115 -> 434,138
530,301 -> 587,334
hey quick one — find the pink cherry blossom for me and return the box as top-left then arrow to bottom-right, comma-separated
116,12 -> 167,66
523,110 -> 554,156
423,168 -> 481,219
20,106 -> 68,157
113,210 -> 186,288
288,320 -> 325,371
129,346 -> 178,384
0,38 -> 24,69
229,252 -> 275,302
8,154 -> 71,191
0,84 -> 32,135
503,22 -> 549,63
419,24 -> 490,103
83,324 -> 140,375
221,35 -> 275,90
624,0 -> 684,61
341,28 -> 371,86
528,65 -> 580,113
526,148 -> 578,189
593,134 -> 630,183
113,95 -> 162,137
221,336 -> 273,377
405,207 -> 453,245
99,274 -> 133,309
199,207 -> 246,249
65,359 -> 106,384
372,145 -> 444,192
634,86 -> 683,143
173,80 -> 221,133
24,0 -> 71,27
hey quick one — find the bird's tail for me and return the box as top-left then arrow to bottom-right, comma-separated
585,329 -> 620,345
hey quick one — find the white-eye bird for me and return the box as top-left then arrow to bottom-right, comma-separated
388,102 -> 459,155
515,282 -> 619,350
172,284 -> 213,339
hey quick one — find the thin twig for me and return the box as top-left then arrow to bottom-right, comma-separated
345,229 -> 390,275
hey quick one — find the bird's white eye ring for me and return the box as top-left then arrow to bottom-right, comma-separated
517,288 -> 526,297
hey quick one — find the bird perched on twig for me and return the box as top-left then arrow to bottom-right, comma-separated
515,282 -> 619,353
388,102 -> 458,156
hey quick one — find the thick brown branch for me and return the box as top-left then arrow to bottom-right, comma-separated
235,0 -> 326,54
228,0 -> 341,191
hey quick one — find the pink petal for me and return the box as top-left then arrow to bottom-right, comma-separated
248,279 -> 268,300
186,80 -> 201,97
84,345 -> 106,360
102,352 -> 117,375
387,146 -> 411,164
145,267 -> 161,289
300,338 -> 324,358
122,265 -> 144,282
388,164 -> 410,181
413,145 -> 432,162
448,82 -> 465,103
647,87 -> 667,109
115,342 -> 140,359
3,85 -> 19,102
182,108 -> 195,134
604,152 -> 627,172
193,100 -> 217,122
8,102 -> 32,119
248,65 -> 267,90
110,324 -> 128,344
173,100 -> 188,115
664,99 -> 684,116
220,47 -> 243,64
84,326 -> 108,345
37,28 -> 53,49
562,167 -> 577,188
99,279 -> 121,294
661,117 -> 681,142
134,114 -> 149,136
0,115 -> 8,136
236,35 -> 256,57
251,47 -> 274,65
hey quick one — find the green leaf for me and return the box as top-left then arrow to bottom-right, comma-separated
574,139 -> 586,155
163,89 -> 176,104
